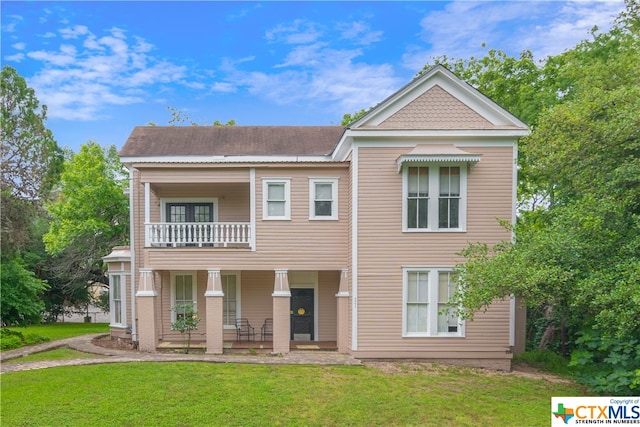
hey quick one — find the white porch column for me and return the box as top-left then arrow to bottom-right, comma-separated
136,268 -> 157,352
144,182 -> 150,247
250,168 -> 256,251
272,269 -> 291,354
336,269 -> 350,353
205,269 -> 224,354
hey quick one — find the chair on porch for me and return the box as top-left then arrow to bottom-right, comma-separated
261,318 -> 273,342
236,318 -> 256,342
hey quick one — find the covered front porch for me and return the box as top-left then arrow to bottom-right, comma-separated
135,268 -> 350,354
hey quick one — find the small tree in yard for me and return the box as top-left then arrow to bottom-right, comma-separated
171,304 -> 200,353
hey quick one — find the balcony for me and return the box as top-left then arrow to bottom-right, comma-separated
145,222 -> 252,248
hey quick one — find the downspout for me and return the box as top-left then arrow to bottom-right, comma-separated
127,164 -> 137,342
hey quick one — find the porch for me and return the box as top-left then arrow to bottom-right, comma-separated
157,340 -> 338,353
134,269 -> 350,355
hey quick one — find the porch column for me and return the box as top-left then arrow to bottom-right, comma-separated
336,269 -> 350,353
205,269 -> 224,354
144,182 -> 150,247
272,269 -> 291,354
136,268 -> 157,352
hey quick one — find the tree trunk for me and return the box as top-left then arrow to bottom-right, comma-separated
538,305 -> 556,350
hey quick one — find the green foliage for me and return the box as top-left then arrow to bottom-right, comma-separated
515,350 -> 572,378
1,66 -> 63,256
43,142 -> 128,306
164,105 -> 236,126
6,322 -> 109,342
170,304 -> 200,353
341,108 -> 369,126
569,330 -> 640,395
0,328 -> 50,350
0,257 -> 49,326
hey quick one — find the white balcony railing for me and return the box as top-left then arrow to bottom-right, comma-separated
145,222 -> 252,248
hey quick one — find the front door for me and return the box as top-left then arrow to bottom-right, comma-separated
290,288 -> 314,340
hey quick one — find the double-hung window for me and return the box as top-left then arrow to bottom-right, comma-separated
172,272 -> 197,322
309,178 -> 338,220
109,274 -> 126,327
403,268 -> 463,337
403,165 -> 466,231
221,273 -> 240,328
263,179 -> 291,220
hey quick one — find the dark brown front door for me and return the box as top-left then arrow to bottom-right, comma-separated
290,288 -> 314,340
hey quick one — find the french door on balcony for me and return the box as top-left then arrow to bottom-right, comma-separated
166,202 -> 214,246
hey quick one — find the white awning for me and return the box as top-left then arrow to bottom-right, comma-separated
396,144 -> 481,171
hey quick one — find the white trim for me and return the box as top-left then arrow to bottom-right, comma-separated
250,168 -> 256,251
262,178 -> 291,220
510,296 -> 516,347
346,129 -> 529,138
308,177 -> 339,220
128,166 -> 137,341
160,197 -> 219,223
136,290 -> 157,297
121,155 -> 333,164
401,163 -> 468,232
221,271 -> 241,329
351,145 -> 359,350
401,267 -> 465,338
144,182 -> 150,225
109,274 -> 126,328
170,271 -> 197,322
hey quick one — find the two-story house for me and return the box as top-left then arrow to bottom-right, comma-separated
104,65 -> 528,370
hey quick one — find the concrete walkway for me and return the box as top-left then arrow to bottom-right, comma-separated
0,334 -> 361,374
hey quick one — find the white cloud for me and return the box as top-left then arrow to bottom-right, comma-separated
402,0 -> 625,71
23,25 -> 194,121
338,21 -> 383,46
265,19 -> 324,44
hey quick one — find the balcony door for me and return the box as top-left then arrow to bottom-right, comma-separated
166,202 -> 214,224
164,200 -> 215,246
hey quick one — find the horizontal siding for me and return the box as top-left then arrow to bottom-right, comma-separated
318,270 -> 339,341
140,166 -> 350,271
355,145 -> 514,354
140,168 -> 249,183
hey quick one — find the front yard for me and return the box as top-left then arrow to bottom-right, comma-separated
1,360 -> 585,426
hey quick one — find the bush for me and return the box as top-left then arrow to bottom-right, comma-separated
0,328 -> 49,351
569,330 -> 640,395
1,335 -> 23,350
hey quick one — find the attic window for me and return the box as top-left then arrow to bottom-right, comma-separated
396,145 -> 481,172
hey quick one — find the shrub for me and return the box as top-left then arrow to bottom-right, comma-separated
569,330 -> 640,395
1,335 -> 23,350
0,328 -> 50,351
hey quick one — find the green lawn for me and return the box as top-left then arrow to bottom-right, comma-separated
5,322 -> 109,341
3,347 -> 99,363
1,362 -> 586,426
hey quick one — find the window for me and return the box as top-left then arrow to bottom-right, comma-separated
109,274 -> 126,327
263,179 -> 291,220
309,178 -> 338,219
221,273 -> 240,328
403,268 -> 463,337
172,272 -> 197,321
403,165 -> 466,231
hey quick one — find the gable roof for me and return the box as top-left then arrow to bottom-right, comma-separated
119,126 -> 345,158
349,64 -> 528,131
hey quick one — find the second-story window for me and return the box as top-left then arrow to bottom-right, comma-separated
403,164 -> 466,231
263,178 -> 291,220
309,178 -> 338,220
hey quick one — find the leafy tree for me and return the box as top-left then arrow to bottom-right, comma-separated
448,0 -> 639,393
0,257 -> 48,326
1,66 -> 63,254
43,142 -> 129,312
341,108 -> 369,126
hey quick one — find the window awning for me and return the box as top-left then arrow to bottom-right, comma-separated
396,145 -> 481,172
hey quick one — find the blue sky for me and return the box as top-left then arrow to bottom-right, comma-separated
1,1 -> 625,153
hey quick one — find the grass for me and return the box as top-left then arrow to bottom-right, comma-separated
1,361 -> 587,426
3,322 -> 109,344
3,347 -> 99,363
514,350 -> 573,378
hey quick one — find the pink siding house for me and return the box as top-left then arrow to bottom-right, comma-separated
104,65 -> 528,370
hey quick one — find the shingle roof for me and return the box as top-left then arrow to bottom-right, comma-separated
119,126 -> 346,157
